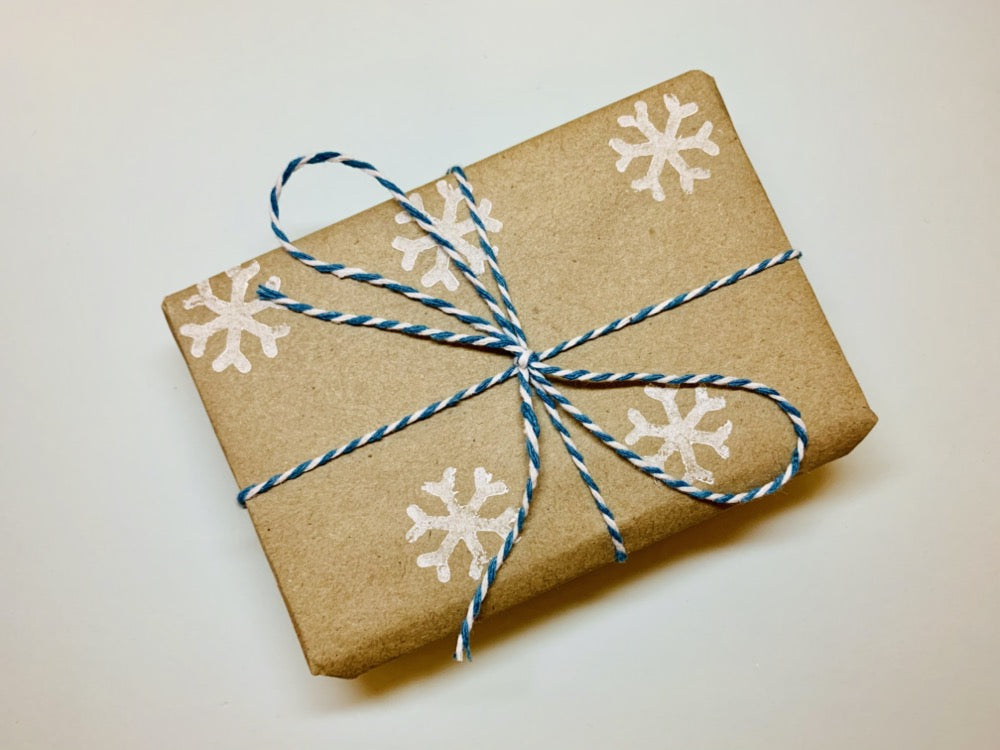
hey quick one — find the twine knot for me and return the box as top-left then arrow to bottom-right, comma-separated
240,152 -> 809,663
513,346 -> 539,373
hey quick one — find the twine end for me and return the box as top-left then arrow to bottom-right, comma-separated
256,284 -> 282,302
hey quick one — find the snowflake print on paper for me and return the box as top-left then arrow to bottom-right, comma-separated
179,261 -> 290,374
405,466 -> 517,583
610,94 -> 720,200
625,386 -> 733,485
392,180 -> 502,291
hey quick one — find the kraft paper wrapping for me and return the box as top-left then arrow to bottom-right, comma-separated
162,70 -> 876,677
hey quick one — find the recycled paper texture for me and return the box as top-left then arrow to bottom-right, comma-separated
163,70 -> 876,677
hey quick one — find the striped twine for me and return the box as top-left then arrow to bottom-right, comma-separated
239,152 -> 809,662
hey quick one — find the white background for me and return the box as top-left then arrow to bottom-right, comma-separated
2,1 -> 998,747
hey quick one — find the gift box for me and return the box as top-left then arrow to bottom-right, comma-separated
162,70 -> 876,678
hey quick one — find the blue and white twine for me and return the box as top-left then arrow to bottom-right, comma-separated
238,152 -> 809,662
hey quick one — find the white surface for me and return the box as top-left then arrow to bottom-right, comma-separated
2,1 -> 998,747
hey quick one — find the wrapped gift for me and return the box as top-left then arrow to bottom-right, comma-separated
162,70 -> 876,678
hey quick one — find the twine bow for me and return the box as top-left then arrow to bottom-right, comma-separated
238,153 -> 809,661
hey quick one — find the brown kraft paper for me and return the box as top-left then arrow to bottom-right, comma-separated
162,70 -> 877,677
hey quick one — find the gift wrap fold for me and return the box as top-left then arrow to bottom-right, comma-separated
163,70 -> 876,677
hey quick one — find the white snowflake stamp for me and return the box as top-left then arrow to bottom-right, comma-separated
405,466 -> 517,583
179,261 -> 290,374
610,93 -> 720,200
625,386 -> 733,485
392,180 -> 502,291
